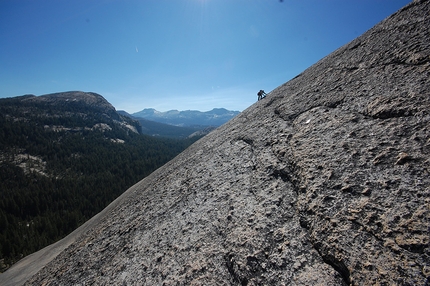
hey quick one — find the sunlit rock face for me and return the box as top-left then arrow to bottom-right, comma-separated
2,0 -> 429,285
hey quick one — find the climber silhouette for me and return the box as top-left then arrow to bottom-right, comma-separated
257,90 -> 267,101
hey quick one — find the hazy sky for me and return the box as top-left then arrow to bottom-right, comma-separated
1,0 -> 410,113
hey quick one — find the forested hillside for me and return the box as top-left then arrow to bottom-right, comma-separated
0,93 -> 199,271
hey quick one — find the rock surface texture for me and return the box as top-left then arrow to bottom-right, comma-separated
2,0 -> 429,285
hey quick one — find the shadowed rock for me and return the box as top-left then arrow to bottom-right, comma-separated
1,0 -> 429,285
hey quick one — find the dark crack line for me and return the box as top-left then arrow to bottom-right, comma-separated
225,254 -> 248,286
269,136 -> 353,285
314,246 -> 351,286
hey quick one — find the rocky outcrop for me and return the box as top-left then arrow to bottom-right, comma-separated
22,91 -> 124,122
7,91 -> 141,134
25,91 -> 116,112
1,0 -> 429,285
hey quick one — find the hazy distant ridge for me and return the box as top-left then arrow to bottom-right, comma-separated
119,110 -> 212,138
132,108 -> 240,127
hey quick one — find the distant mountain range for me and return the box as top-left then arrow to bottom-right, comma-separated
131,108 -> 240,127
118,111 -> 206,138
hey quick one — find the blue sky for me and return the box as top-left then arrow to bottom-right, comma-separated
1,0 -> 410,113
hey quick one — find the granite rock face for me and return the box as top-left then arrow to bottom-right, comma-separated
25,91 -> 118,114
2,0 -> 429,285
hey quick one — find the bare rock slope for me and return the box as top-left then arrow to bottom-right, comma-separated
2,0 -> 429,285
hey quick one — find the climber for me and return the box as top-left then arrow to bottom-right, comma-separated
257,90 -> 267,101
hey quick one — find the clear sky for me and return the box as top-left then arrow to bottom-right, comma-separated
1,0 -> 410,113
